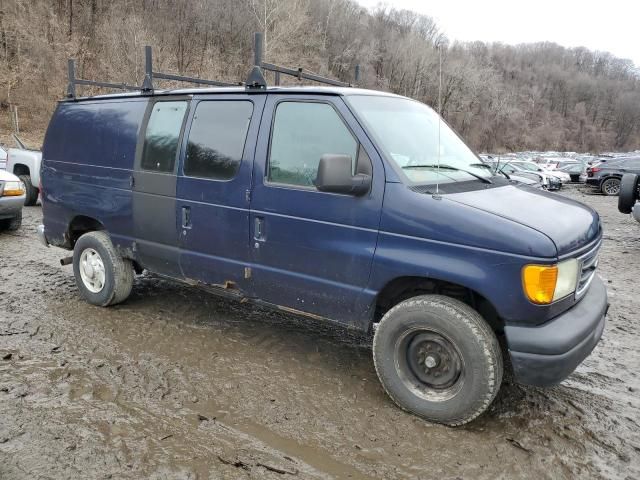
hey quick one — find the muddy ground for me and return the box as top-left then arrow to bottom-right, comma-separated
0,185 -> 638,479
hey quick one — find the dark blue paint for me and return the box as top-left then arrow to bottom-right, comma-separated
177,94 -> 266,289
41,90 -> 602,335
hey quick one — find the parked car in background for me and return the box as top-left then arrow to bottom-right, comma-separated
557,163 -> 584,182
6,135 -> 42,206
586,157 -> 640,196
0,170 -> 25,231
502,161 -> 563,190
0,145 -> 7,170
484,161 -> 545,189
533,157 -> 563,170
618,173 -> 640,223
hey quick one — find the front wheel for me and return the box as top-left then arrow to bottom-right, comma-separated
373,295 -> 503,426
72,231 -> 134,306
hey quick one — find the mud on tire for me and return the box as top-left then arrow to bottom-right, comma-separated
373,295 -> 503,426
72,231 -> 134,307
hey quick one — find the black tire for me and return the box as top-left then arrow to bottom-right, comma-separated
18,175 -> 38,206
618,173 -> 639,214
6,210 -> 22,231
72,231 -> 134,306
373,295 -> 503,426
601,177 -> 621,196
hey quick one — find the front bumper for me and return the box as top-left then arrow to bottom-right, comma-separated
505,275 -> 608,386
0,194 -> 25,219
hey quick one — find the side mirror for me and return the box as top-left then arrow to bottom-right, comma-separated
315,154 -> 371,196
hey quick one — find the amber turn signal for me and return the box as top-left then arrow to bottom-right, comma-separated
522,264 -> 558,304
1,181 -> 25,197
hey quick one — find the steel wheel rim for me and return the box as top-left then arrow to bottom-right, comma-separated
605,180 -> 620,195
79,248 -> 106,293
394,327 -> 465,401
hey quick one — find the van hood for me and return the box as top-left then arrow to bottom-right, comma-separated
446,185 -> 600,256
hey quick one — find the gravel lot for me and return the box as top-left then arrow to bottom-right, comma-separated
0,185 -> 638,479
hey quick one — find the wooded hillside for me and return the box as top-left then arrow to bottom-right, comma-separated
1,0 -> 639,152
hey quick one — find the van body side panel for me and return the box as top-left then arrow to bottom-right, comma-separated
176,94 -> 267,291
248,95 -> 384,328
369,183 -> 571,326
41,99 -> 147,250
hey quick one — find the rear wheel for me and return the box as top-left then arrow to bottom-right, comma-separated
18,175 -> 38,206
373,295 -> 503,426
72,231 -> 133,306
601,177 -> 621,196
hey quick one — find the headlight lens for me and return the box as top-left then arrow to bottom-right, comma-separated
522,258 -> 579,304
2,181 -> 25,197
554,259 -> 579,300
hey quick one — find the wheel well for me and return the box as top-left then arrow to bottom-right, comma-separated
67,215 -> 105,247
374,276 -> 504,333
13,164 -> 30,176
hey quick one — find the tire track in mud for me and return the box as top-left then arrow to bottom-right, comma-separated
1,197 -> 639,479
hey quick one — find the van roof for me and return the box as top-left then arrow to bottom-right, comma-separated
61,85 -> 402,103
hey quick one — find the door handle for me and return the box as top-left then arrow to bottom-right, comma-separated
254,217 -> 265,240
182,206 -> 191,229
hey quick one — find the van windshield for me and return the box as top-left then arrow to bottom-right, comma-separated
347,95 -> 491,184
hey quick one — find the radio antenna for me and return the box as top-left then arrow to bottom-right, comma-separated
435,43 -> 443,197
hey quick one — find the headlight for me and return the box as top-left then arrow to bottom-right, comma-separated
2,181 -> 25,197
522,258 -> 579,304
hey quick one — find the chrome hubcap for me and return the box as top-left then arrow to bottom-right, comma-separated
79,248 -> 105,293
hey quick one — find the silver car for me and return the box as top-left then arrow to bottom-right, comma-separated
0,170 -> 26,231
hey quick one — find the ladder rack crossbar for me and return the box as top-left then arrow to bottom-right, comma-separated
65,33 -> 360,98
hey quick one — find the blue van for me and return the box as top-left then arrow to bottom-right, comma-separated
38,49 -> 608,426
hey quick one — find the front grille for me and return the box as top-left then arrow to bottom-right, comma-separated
576,242 -> 600,298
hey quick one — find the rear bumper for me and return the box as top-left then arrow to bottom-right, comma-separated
505,275 -> 608,386
0,194 -> 25,219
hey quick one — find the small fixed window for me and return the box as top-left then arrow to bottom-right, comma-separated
184,101 -> 253,180
141,101 -> 188,172
269,101 -> 358,187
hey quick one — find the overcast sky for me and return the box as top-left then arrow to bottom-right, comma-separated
355,0 -> 639,67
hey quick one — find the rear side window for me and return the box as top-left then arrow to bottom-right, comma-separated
141,101 -> 188,172
184,101 -> 253,180
268,101 -> 357,187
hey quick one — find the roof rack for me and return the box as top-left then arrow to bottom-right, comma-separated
66,32 -> 360,98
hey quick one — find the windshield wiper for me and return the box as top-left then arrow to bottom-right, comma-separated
402,164 -> 493,184
471,162 -> 510,180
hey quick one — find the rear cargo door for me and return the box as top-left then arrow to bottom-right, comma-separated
132,97 -> 190,277
176,94 -> 266,292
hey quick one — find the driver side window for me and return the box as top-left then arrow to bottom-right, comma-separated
268,101 -> 358,187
